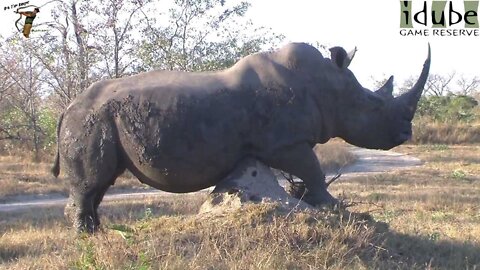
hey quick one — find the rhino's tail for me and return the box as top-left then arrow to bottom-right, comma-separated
51,112 -> 64,178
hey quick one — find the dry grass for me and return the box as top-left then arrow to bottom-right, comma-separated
0,156 -> 148,200
412,122 -> 480,144
314,140 -> 356,173
0,156 -> 69,200
0,198 -> 386,269
328,144 -> 480,268
1,144 -> 479,269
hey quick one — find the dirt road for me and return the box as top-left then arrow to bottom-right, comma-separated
0,147 -> 421,212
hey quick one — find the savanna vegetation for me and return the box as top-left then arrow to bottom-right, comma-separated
413,93 -> 480,144
0,0 -> 283,160
1,1 -> 478,160
0,0 -> 479,269
405,73 -> 479,144
1,145 -> 479,269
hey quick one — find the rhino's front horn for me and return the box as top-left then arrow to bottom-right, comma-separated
396,44 -> 431,119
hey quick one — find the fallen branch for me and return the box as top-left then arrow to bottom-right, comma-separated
326,172 -> 342,187
280,168 -> 343,188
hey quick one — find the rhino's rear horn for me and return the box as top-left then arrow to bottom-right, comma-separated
375,76 -> 394,99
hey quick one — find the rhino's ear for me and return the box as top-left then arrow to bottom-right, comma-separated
330,46 -> 357,69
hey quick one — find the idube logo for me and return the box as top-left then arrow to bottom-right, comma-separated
400,1 -> 479,37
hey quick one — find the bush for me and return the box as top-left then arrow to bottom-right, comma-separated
38,108 -> 58,150
416,95 -> 478,123
411,94 -> 480,144
0,107 -> 58,155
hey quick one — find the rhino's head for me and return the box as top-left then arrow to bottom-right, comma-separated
329,45 -> 431,150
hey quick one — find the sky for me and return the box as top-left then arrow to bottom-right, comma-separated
246,0 -> 480,88
1,0 -> 479,89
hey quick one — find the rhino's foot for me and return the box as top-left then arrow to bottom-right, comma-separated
303,189 -> 340,208
65,199 -> 101,234
285,181 -> 339,207
74,214 -> 101,234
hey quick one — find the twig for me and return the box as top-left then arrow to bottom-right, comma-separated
285,188 -> 307,219
326,172 -> 342,187
279,171 -> 296,185
368,243 -> 388,252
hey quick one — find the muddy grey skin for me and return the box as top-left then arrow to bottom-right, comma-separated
52,42 -> 431,233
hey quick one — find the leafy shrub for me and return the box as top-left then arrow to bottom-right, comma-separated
0,107 -> 58,155
416,95 -> 478,123
38,108 -> 58,150
411,94 -> 480,144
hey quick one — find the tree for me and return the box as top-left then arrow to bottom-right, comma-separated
456,74 -> 479,96
0,37 -> 48,160
400,72 -> 479,98
424,72 -> 456,96
0,55 -> 21,142
89,0 -> 152,78
135,0 -> 283,72
0,0 -> 283,157
401,73 -> 450,97
25,0 -> 99,109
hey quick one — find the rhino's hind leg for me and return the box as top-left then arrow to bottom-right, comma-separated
66,186 -> 104,233
66,169 -> 123,233
63,122 -> 123,233
65,166 -> 125,233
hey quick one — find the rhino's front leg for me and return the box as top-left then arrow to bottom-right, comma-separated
260,143 -> 338,206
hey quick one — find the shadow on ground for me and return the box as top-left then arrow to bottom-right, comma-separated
375,228 -> 480,269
